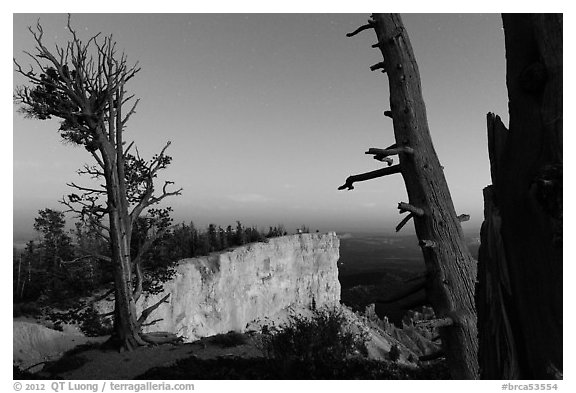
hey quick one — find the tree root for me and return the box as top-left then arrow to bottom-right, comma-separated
141,331 -> 183,345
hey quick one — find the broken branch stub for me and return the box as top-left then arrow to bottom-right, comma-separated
374,155 -> 394,165
397,202 -> 425,216
415,317 -> 454,330
370,61 -> 386,72
457,214 -> 470,222
366,146 -> 414,158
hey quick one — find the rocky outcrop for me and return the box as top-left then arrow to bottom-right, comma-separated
132,233 -> 340,341
13,320 -> 105,371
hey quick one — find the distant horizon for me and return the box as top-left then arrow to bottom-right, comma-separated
13,216 -> 482,249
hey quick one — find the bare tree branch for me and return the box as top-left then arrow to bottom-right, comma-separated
137,294 -> 170,328
346,20 -> 376,37
338,165 -> 401,190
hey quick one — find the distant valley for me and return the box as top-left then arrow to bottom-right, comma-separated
337,232 -> 480,322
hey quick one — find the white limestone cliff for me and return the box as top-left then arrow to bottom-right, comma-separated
135,233 -> 341,341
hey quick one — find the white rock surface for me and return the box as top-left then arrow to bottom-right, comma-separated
13,321 -> 105,371
130,233 -> 340,341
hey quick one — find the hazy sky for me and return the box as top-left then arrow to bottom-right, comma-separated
13,13 -> 508,240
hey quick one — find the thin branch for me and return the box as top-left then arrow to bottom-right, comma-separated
149,141 -> 172,176
123,141 -> 135,158
72,288 -> 115,314
338,165 -> 401,190
78,163 -> 104,178
147,187 -> 184,206
61,254 -> 111,264
67,182 -> 107,195
137,294 -> 170,327
395,213 -> 414,232
141,318 -> 163,328
346,21 -> 376,37
121,98 -> 140,126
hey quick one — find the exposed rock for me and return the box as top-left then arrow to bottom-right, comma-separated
96,233 -> 341,341
13,321 -> 106,372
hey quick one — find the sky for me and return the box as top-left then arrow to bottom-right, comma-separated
12,13 -> 509,241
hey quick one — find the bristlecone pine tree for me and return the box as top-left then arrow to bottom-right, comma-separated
340,14 -> 478,379
476,14 -> 562,379
14,16 -> 182,350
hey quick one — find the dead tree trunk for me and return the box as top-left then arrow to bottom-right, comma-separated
371,14 -> 479,380
341,14 -> 478,379
476,14 -> 562,379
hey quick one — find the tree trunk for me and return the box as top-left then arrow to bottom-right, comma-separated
109,209 -> 145,350
103,145 -> 145,350
370,14 -> 478,379
476,14 -> 562,379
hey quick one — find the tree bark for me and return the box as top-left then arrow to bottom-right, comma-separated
370,14 -> 479,379
476,14 -> 562,379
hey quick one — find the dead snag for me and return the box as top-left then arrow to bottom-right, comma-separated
340,14 -> 479,379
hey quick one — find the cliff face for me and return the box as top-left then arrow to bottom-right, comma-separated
137,233 -> 340,341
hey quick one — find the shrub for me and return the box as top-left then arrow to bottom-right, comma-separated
209,331 -> 248,348
137,352 -> 449,380
47,305 -> 112,337
260,306 -> 368,377
388,344 -> 401,362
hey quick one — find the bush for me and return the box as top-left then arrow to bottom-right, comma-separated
137,354 -> 449,380
388,345 -> 401,362
47,305 -> 112,337
260,306 -> 368,377
209,331 -> 248,348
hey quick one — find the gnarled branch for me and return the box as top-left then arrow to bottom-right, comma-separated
338,165 -> 401,190
346,21 -> 376,37
137,293 -> 170,327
